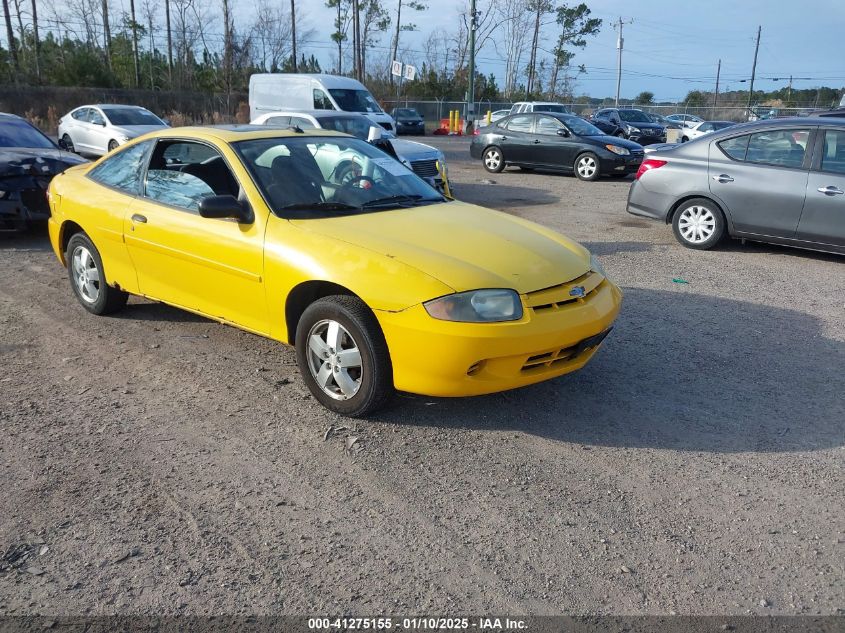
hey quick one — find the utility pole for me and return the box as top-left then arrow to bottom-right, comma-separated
165,0 -> 173,86
746,25 -> 761,111
787,75 -> 793,103
351,0 -> 360,80
467,0 -> 477,132
30,0 -> 40,82
290,0 -> 298,72
614,17 -> 627,107
130,0 -> 140,87
713,58 -> 721,110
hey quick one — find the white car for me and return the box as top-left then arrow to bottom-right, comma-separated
665,113 -> 703,128
509,101 -> 571,115
251,110 -> 450,192
58,104 -> 168,156
681,120 -> 735,142
488,109 -> 511,124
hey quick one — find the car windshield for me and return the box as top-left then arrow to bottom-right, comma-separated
645,113 -> 666,123
315,116 -> 375,140
394,109 -> 419,117
328,89 -> 383,113
618,110 -> 652,123
101,107 -> 165,126
235,136 -> 444,218
561,116 -> 604,136
0,118 -> 56,149
534,104 -> 569,113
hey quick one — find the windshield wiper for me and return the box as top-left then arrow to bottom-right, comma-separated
359,194 -> 444,210
277,201 -> 360,212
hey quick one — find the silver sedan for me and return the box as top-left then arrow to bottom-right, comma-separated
627,118 -> 845,255
58,105 -> 168,156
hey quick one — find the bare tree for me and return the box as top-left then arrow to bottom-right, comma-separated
30,0 -> 39,81
129,0 -> 140,86
165,0 -> 173,84
251,0 -> 293,72
327,0 -> 351,74
140,0 -> 157,88
494,0 -> 532,96
290,0 -> 297,71
102,0 -> 112,72
222,0 -> 233,94
2,0 -> 18,76
524,0 -> 555,96
360,0 -> 389,78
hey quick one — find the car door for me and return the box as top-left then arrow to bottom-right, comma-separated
73,108 -> 96,152
87,108 -> 111,154
500,114 -> 535,164
708,127 -> 813,238
532,115 -> 579,168
797,127 -> 845,247
124,138 -> 271,334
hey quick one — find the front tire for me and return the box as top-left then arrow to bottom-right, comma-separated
107,139 -> 119,152
61,134 -> 75,153
672,198 -> 726,250
574,152 -> 601,181
295,295 -> 394,417
66,232 -> 128,315
482,146 -> 505,173
681,136 -> 689,143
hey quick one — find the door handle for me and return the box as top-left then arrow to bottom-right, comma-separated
533,139 -> 541,144
712,174 -> 734,183
500,135 -> 508,141
131,213 -> 147,223
817,185 -> 844,196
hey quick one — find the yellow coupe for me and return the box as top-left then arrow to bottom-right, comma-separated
48,126 -> 622,416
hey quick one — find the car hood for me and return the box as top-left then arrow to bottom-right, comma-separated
585,135 -> 643,150
291,201 -> 591,295
0,147 -> 88,178
390,138 -> 441,160
111,124 -> 168,138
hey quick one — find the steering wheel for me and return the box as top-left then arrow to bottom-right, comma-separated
342,174 -> 376,190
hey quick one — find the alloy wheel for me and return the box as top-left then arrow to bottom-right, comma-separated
71,245 -> 101,304
577,155 -> 597,178
678,205 -> 716,244
306,319 -> 363,401
484,148 -> 501,171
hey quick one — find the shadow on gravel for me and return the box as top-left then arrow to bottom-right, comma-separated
115,300 -> 212,323
382,287 -> 845,454
0,227 -> 52,252
453,182 -> 559,208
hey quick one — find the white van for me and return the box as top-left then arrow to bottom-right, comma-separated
249,74 -> 396,131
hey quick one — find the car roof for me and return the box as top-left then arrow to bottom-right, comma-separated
259,110 -> 366,120
134,125 -> 349,143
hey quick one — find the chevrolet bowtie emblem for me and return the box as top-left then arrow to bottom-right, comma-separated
569,286 -> 586,298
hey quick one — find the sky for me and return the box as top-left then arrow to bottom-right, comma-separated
272,0 -> 845,102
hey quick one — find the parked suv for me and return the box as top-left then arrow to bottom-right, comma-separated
592,108 -> 666,145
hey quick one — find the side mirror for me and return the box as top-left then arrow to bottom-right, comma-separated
557,128 -> 571,137
367,126 -> 383,142
199,195 -> 252,223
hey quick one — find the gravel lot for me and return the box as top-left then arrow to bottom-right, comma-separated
0,135 -> 843,616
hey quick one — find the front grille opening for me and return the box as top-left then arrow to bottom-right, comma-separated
411,159 -> 439,178
521,329 -> 612,373
379,122 -> 393,131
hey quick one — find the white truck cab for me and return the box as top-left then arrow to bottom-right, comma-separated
249,74 -> 396,131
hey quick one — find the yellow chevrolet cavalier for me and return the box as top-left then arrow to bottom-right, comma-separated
48,126 -> 622,416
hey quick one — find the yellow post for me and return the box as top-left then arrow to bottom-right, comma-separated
486,110 -> 492,125
450,110 -> 456,133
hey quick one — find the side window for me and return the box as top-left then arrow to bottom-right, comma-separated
290,116 -> 317,129
89,109 -> 106,126
506,114 -> 533,133
264,116 -> 290,126
699,123 -> 713,132
71,108 -> 87,121
821,129 -> 845,174
144,141 -> 239,211
718,135 -> 750,161
313,89 -> 333,110
536,115 -> 564,135
745,129 -> 809,168
87,140 -> 153,193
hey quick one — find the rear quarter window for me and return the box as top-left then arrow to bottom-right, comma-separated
718,135 -> 750,161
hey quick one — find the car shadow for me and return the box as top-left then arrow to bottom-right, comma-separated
452,182 -> 559,208
0,226 -> 53,252
375,287 -> 845,454
581,241 -> 653,256
116,299 -> 213,323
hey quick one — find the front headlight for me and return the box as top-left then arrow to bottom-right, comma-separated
0,190 -> 7,199
605,144 -> 630,156
627,125 -> 641,134
590,253 -> 607,278
117,134 -> 130,143
424,289 -> 523,323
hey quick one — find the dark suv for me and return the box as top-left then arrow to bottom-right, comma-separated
592,108 -> 666,145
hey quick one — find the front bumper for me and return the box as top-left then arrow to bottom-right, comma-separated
629,132 -> 666,145
600,152 -> 643,175
0,187 -> 51,230
397,121 -> 425,134
376,276 -> 622,397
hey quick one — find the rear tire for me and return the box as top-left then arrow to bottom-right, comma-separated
66,232 -> 128,315
671,198 -> 726,250
482,146 -> 505,173
295,295 -> 394,417
574,152 -> 601,181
